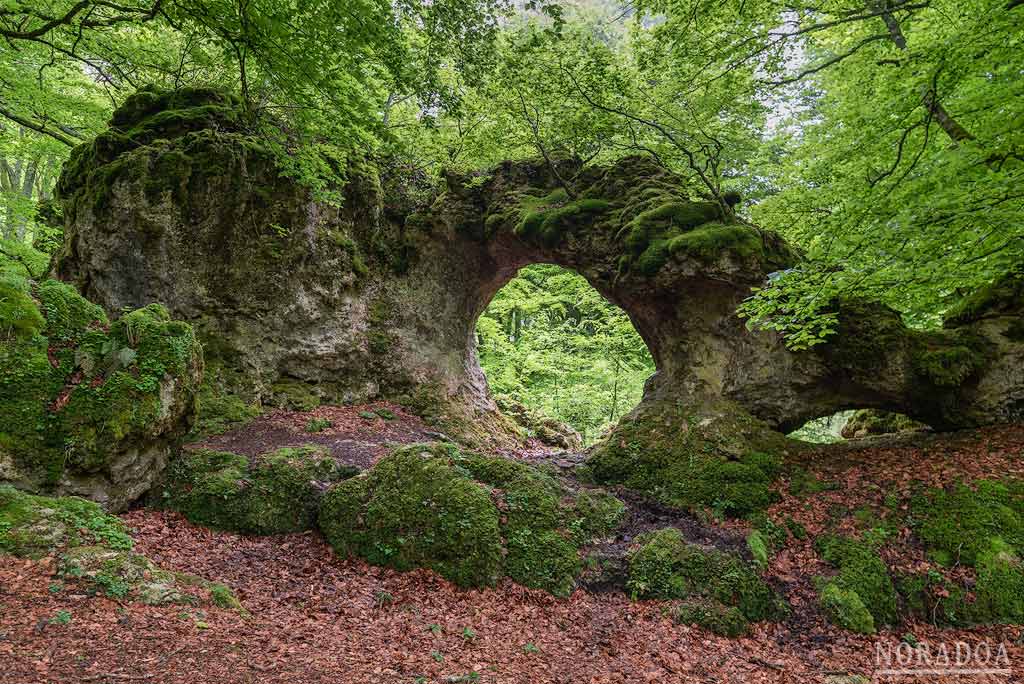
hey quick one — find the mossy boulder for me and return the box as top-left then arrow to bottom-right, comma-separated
0,267 -> 202,510
0,484 -> 132,557
156,446 -> 356,535
586,399 -> 787,517
814,534 -> 898,633
840,409 -> 926,439
909,479 -> 1024,567
0,485 -> 239,608
626,527 -> 786,636
896,479 -> 1024,626
494,394 -> 582,449
318,443 -> 625,595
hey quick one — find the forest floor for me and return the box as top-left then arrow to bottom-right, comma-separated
3,414 -> 1024,684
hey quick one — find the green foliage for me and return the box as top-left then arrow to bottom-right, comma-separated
477,264 -> 654,443
814,534 -> 898,630
746,531 -> 770,568
626,528 -> 785,634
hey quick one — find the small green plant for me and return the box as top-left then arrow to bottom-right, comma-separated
48,582 -> 63,594
430,650 -> 444,663
374,407 -> 396,420
51,609 -> 72,625
523,642 -> 540,654
428,623 -> 442,636
461,626 -> 476,641
305,417 -> 332,433
375,590 -> 394,608
358,410 -> 377,420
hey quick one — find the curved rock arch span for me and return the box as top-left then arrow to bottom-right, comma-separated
53,90 -> 1024,469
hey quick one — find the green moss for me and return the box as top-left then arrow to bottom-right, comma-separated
571,489 -> 626,542
190,372 -> 261,439
842,409 -> 924,437
0,238 -> 49,280
627,528 -> 785,627
374,407 -> 396,420
820,582 -> 876,634
34,280 -> 107,342
0,282 -> 46,339
0,485 -> 132,558
911,342 -> 987,388
667,222 -> 763,261
157,446 -> 353,534
909,479 -> 1024,567
788,467 -> 839,497
586,401 -> 787,517
305,417 -> 332,432
319,443 -> 619,595
973,537 -> 1024,622
57,544 -> 242,608
209,582 -> 242,610
269,378 -> 320,411
814,534 -> 897,629
450,449 -> 583,595
318,444 -> 504,588
673,597 -> 750,637
514,191 -> 612,247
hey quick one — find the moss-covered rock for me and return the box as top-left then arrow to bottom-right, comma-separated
909,479 -> 1024,567
814,534 -> 898,631
0,271 -> 202,510
840,409 -> 926,439
156,446 -> 355,534
586,399 -> 787,517
319,444 -> 504,588
820,582 -> 876,634
319,443 -> 625,595
494,394 -> 582,449
0,484 -> 131,557
626,527 -> 786,635
672,597 -> 750,637
0,485 -> 239,608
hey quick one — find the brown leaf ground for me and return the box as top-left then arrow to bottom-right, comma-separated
3,425 -> 1024,683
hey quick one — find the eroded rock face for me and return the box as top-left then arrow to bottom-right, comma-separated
52,88 -> 1024,469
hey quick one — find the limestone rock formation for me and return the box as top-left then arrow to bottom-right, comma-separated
0,270 -> 202,511
51,88 -> 1024,503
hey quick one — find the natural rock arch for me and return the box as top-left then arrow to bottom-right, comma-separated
52,88 -> 1024,470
